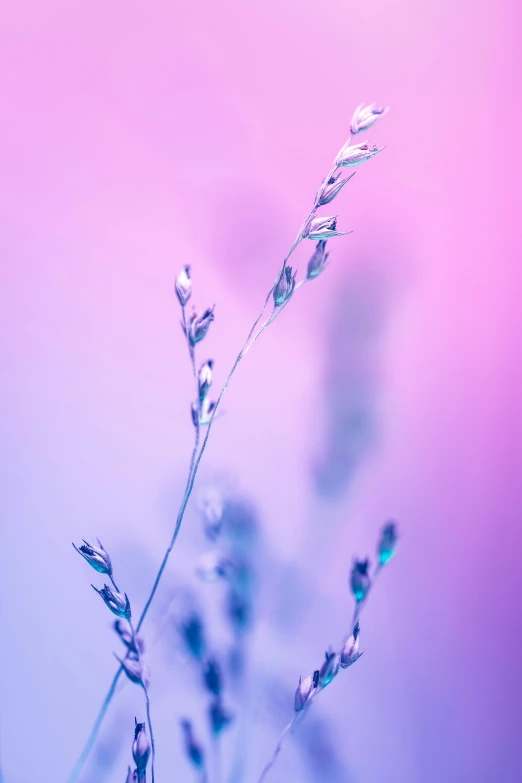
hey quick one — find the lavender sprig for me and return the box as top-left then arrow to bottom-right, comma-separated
68,101 -> 387,781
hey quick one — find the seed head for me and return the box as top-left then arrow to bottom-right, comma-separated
340,621 -> 363,668
273,265 -> 296,307
180,719 -> 205,769
316,171 -> 355,206
377,520 -> 399,566
115,654 -> 150,688
114,619 -> 145,658
198,360 -> 214,402
175,266 -> 192,306
186,307 -> 215,346
209,698 -> 233,735
350,559 -> 371,603
92,584 -> 131,620
336,141 -> 383,168
304,215 -> 349,241
350,102 -> 388,135
73,539 -> 112,575
306,240 -> 330,280
295,670 -> 319,712
203,656 -> 222,696
318,647 -> 339,688
132,719 -> 150,774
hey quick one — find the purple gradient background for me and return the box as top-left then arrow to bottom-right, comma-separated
1,1 -> 522,782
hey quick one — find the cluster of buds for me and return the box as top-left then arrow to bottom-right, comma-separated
125,719 -> 151,783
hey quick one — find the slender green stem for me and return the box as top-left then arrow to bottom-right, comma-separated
256,713 -> 301,783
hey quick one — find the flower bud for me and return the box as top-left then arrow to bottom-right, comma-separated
115,654 -> 150,688
203,656 -> 222,696
73,539 -> 112,575
180,719 -> 205,768
306,240 -> 330,280
132,719 -> 150,774
175,266 -> 192,306
294,670 -> 319,712
114,619 -> 145,658
92,584 -> 131,619
318,647 -> 339,688
340,621 -> 363,668
304,215 -> 349,241
336,141 -> 382,168
186,307 -> 215,346
377,520 -> 398,566
316,172 -> 355,206
209,698 -> 233,735
273,266 -> 296,307
198,360 -> 214,402
192,398 -> 217,427
350,559 -> 371,603
350,103 -> 388,135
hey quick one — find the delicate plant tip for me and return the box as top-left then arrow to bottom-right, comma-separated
196,551 -> 233,583
378,520 -> 399,566
350,559 -> 371,603
187,306 -> 215,346
273,265 -> 297,307
73,538 -> 112,575
209,698 -> 233,735
318,647 -> 340,688
304,215 -> 349,241
336,141 -> 383,168
132,719 -> 151,774
175,265 -> 192,306
340,622 -> 363,669
350,102 -> 388,135
125,766 -> 138,783
294,671 -> 319,712
92,584 -> 131,619
198,360 -> 214,402
203,656 -> 222,696
199,398 -> 217,426
306,240 -> 330,280
316,171 -> 356,207
115,654 -> 150,688
114,619 -> 145,657
181,612 -> 206,658
180,719 -> 205,768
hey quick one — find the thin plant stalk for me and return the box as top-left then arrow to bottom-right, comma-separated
256,713 -> 303,783
69,141 -> 356,782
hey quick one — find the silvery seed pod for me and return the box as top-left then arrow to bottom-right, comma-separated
175,266 -> 192,306
198,360 -> 214,402
132,720 -> 150,774
294,670 -> 319,712
306,240 -> 330,280
187,307 -> 215,346
304,215 -> 348,241
273,265 -> 297,307
377,520 -> 399,566
350,102 -> 388,135
115,654 -> 150,688
92,584 -> 131,620
73,539 -> 112,575
318,647 -> 340,687
340,621 -> 363,668
350,559 -> 371,603
316,171 -> 355,206
336,141 -> 382,168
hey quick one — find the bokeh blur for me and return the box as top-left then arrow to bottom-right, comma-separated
1,1 -> 521,782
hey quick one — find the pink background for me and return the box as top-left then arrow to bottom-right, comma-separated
1,1 -> 522,781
